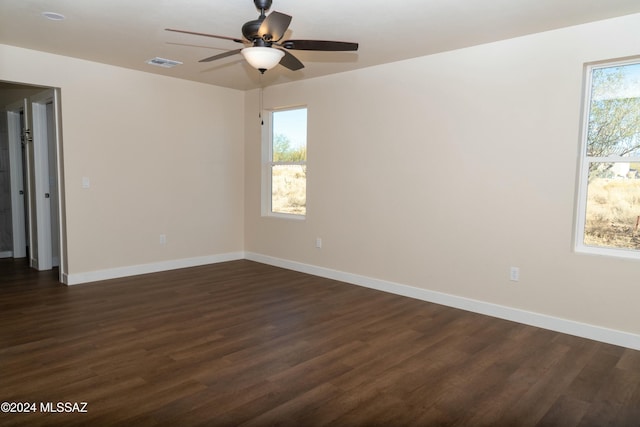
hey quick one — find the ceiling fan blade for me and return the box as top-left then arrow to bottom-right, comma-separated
281,40 -> 359,51
165,28 -> 245,44
199,49 -> 242,63
279,49 -> 304,71
258,11 -> 292,42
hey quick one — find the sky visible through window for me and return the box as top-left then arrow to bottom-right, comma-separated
273,108 -> 307,150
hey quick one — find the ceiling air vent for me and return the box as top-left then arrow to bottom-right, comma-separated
146,57 -> 183,68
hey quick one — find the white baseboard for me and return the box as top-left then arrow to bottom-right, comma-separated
0,251 -> 13,258
61,250 -> 640,350
65,252 -> 245,285
245,252 -> 640,351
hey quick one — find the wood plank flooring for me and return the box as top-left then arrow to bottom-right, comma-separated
1,258 -> 639,426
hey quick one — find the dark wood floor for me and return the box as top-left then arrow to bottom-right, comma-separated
1,258 -> 639,426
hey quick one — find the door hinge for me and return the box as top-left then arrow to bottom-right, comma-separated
22,128 -> 33,145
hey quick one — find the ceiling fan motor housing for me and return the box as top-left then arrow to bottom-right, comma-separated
242,18 -> 267,43
244,0 -> 275,43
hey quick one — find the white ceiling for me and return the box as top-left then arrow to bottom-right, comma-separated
1,0 -> 640,91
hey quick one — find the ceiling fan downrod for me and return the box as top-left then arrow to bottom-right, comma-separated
254,0 -> 273,16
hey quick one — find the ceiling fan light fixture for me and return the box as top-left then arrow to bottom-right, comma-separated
241,47 -> 284,72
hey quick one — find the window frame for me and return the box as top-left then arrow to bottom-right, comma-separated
261,106 -> 308,220
575,57 -> 640,260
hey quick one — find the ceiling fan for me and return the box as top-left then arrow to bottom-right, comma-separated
166,0 -> 358,74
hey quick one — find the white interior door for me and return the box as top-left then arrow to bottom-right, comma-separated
6,99 -> 29,259
29,89 -> 60,271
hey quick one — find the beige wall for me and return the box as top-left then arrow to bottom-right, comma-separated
244,13 -> 640,335
0,44 -> 245,276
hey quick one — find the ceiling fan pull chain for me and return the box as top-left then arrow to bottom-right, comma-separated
259,87 -> 264,125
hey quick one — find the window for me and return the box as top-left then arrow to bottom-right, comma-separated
263,107 -> 307,217
576,59 -> 640,258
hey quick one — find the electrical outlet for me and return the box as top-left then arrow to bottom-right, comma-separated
509,267 -> 520,282
160,234 -> 167,245
316,237 -> 322,249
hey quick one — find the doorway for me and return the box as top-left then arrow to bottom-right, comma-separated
2,83 -> 65,282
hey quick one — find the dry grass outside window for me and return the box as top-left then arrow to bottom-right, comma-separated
271,165 -> 306,215
584,178 -> 640,249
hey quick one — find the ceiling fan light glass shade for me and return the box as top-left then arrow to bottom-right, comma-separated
241,47 -> 284,71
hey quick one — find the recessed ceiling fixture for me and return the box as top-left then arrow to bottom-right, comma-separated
42,12 -> 65,21
145,57 -> 183,68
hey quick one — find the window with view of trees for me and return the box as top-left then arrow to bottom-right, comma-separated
263,107 -> 307,217
576,59 -> 640,257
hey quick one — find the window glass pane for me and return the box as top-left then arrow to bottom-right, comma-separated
272,109 -> 307,162
271,164 -> 306,215
584,162 -> 640,250
587,63 -> 640,158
